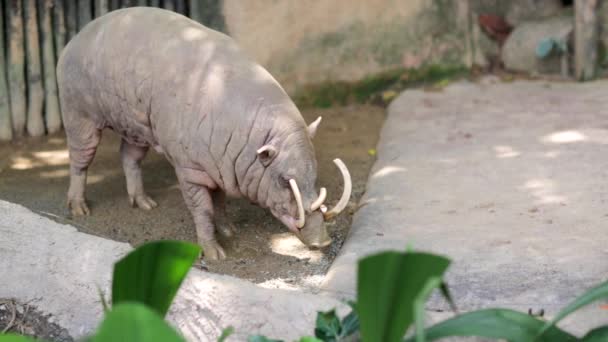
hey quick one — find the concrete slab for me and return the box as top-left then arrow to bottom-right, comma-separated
0,200 -> 347,341
321,79 -> 608,335
0,200 -> 132,337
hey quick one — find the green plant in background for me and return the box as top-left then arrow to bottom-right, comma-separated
293,64 -> 469,108
1,241 -> 608,342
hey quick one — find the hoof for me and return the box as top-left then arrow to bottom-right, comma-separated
201,240 -> 227,260
129,194 -> 158,211
68,198 -> 90,216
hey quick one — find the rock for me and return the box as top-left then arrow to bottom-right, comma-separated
502,16 -> 573,75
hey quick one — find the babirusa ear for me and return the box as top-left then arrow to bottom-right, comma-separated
307,116 -> 322,139
257,145 -> 278,166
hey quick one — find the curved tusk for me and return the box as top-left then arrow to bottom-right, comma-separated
323,159 -> 352,220
310,187 -> 327,211
289,179 -> 306,228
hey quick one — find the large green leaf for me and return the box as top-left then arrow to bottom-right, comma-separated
112,240 -> 201,317
314,309 -> 342,341
539,280 -> 608,337
356,251 -> 450,342
218,326 -> 234,342
0,335 -> 38,342
340,303 -> 360,339
581,326 -> 608,341
404,309 -> 576,342
91,303 -> 185,342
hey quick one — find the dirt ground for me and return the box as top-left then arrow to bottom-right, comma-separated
0,105 -> 384,291
0,299 -> 72,341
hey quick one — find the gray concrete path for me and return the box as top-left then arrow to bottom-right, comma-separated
322,78 -> 608,335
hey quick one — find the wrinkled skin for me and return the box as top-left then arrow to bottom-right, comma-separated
56,7 -> 330,259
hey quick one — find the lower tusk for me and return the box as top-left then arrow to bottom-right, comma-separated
289,179 -> 306,228
323,159 -> 352,220
311,187 -> 327,211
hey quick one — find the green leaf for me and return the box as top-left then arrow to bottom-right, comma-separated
404,309 -> 576,342
298,337 -> 323,342
356,251 -> 450,342
91,303 -> 185,342
0,335 -> 38,342
112,240 -> 201,317
438,282 -> 458,313
218,326 -> 234,342
340,304 -> 360,338
539,280 -> 608,337
315,309 -> 342,341
582,326 -> 608,341
247,336 -> 283,342
414,277 -> 442,342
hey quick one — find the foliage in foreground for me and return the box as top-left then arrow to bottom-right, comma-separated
1,240 -> 607,342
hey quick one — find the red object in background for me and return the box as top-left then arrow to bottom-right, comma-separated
478,14 -> 513,46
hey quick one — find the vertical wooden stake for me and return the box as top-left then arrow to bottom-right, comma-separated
66,0 -> 77,40
40,0 -> 61,134
78,0 -> 92,30
7,0 -> 26,137
163,0 -> 174,12
25,0 -> 44,137
0,0 -> 13,141
53,0 -> 67,55
188,0 -> 201,22
574,0 -> 599,81
95,0 -> 109,17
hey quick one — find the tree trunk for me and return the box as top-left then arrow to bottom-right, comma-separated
149,0 -> 160,7
24,0 -> 45,137
95,0 -> 109,17
40,0 -> 61,134
7,0 -> 26,137
136,0 -> 147,6
574,0 -> 599,81
163,0 -> 174,11
0,1 -> 13,141
53,0 -> 67,56
66,0 -> 77,40
78,0 -> 92,30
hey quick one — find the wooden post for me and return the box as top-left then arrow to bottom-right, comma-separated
175,0 -> 185,14
7,0 -> 26,137
66,0 -> 77,40
188,0 -> 201,22
163,0 -> 174,11
0,1 -> 13,141
24,0 -> 45,137
78,0 -> 92,30
53,0 -> 67,55
95,0 -> 109,17
40,0 -> 62,134
109,0 -> 120,10
574,0 -> 599,81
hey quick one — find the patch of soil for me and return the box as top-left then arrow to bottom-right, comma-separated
0,105 -> 384,291
0,299 -> 72,341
